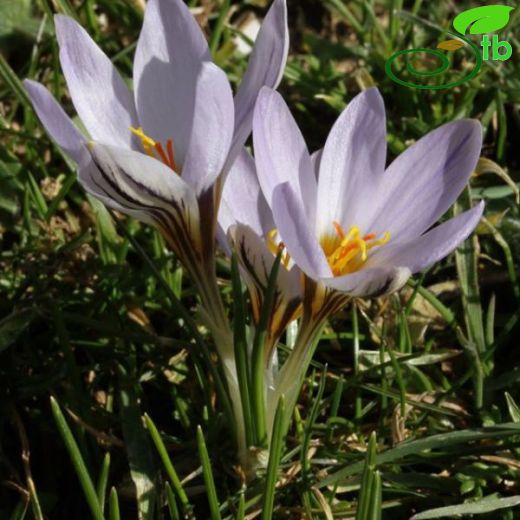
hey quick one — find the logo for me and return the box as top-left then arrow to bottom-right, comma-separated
385,5 -> 515,89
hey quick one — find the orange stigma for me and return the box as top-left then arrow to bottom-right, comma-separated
130,127 -> 177,172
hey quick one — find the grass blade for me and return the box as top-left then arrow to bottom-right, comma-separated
165,482 -> 180,520
108,487 -> 120,520
50,396 -> 104,520
96,453 -> 111,514
261,396 -> 285,520
196,425 -> 222,520
411,495 -> 520,519
319,422 -> 520,488
144,414 -> 191,515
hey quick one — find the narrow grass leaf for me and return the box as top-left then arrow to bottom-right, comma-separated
196,425 -> 222,520
50,397 -> 104,520
231,253 -> 255,447
410,495 -> 520,519
262,396 -> 285,520
319,423 -> 520,488
356,432 -> 378,520
108,487 -> 120,520
165,482 -> 180,520
144,414 -> 191,514
505,392 -> 520,422
96,453 -> 111,514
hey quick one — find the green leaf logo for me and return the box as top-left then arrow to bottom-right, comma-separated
453,5 -> 514,35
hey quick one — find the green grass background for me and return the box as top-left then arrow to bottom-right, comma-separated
0,0 -> 519,518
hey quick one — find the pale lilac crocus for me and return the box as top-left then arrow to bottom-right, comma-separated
251,86 -> 484,429
23,0 -> 288,327
253,86 -> 483,306
219,149 -> 302,356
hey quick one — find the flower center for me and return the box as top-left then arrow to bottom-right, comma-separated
322,221 -> 390,276
130,127 -> 177,172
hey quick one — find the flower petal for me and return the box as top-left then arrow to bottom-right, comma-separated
229,223 -> 302,305
181,62 -> 234,194
228,0 -> 289,167
79,158 -> 158,227
323,266 -> 411,297
219,149 -> 273,236
133,0 -> 211,167
272,183 -> 331,279
253,87 -> 316,222
55,15 -> 138,148
368,119 -> 482,241
24,80 -> 84,163
311,148 -> 322,179
85,142 -> 201,254
316,88 -> 387,235
228,223 -> 302,335
367,201 -> 484,273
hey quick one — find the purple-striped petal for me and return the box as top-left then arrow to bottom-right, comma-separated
24,80 -> 85,163
367,201 -> 484,273
367,119 -> 482,241
253,88 -> 316,223
228,223 -> 301,303
180,62 -> 234,194
316,88 -> 387,236
86,143 -> 200,241
322,266 -> 411,297
228,0 -> 289,168
133,0 -> 211,168
79,158 -> 158,227
55,15 -> 138,148
272,183 -> 331,279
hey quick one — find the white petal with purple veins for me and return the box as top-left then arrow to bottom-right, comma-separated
55,15 -> 138,148
367,119 -> 482,240
367,201 -> 484,273
134,0 -> 211,167
272,183 -> 331,279
316,88 -> 387,235
86,143 -> 200,240
24,80 -> 85,163
229,0 -> 289,168
220,149 -> 273,236
323,266 -> 411,297
253,88 -> 316,223
181,62 -> 234,195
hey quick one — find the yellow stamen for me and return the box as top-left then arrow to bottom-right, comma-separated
265,222 -> 390,277
323,222 -> 390,276
266,229 -> 290,268
130,127 -> 178,172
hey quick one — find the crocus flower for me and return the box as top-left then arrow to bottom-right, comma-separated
23,0 -> 289,315
251,86 -> 484,435
252,87 -> 484,308
219,150 -> 302,356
